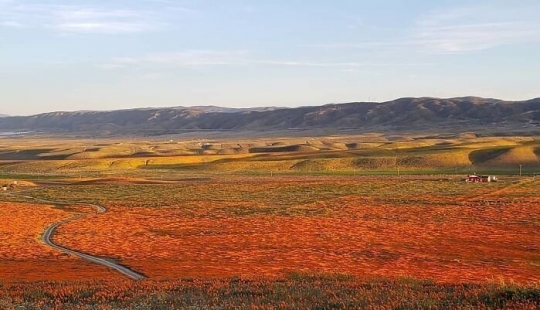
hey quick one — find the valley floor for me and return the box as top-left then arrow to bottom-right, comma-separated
0,134 -> 539,308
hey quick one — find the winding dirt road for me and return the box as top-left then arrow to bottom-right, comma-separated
14,194 -> 146,281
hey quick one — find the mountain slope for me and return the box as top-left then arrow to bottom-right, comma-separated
1,97 -> 539,135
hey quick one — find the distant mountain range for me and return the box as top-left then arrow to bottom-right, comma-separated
0,97 -> 539,136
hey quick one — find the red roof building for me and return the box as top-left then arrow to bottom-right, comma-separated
466,175 -> 497,182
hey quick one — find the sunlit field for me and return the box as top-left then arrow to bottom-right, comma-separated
3,0 -> 540,306
23,176 -> 540,284
0,135 -> 539,308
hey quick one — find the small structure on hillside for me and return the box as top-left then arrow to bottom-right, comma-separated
466,174 -> 498,183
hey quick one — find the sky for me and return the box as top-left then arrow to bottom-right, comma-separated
1,0 -> 540,115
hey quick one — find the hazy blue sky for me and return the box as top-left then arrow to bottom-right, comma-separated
1,0 -> 539,115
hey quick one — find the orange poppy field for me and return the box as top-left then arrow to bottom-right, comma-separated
47,176 -> 540,284
0,202 -> 123,282
1,175 -> 539,308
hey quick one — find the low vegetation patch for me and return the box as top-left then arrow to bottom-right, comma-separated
1,276 -> 539,309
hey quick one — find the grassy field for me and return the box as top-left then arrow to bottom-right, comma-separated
0,134 -> 539,308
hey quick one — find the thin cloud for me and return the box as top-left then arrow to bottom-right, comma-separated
56,8 -> 140,20
102,50 -> 432,70
299,41 -> 417,50
415,5 -> 540,53
0,20 -> 23,28
0,3 -> 155,34
302,4 -> 540,54
57,22 -> 150,34
254,60 -> 428,68
56,7 -> 153,34
110,50 -> 251,67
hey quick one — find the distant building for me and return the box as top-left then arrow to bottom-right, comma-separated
466,174 -> 498,182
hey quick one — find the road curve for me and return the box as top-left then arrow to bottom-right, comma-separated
14,194 -> 146,280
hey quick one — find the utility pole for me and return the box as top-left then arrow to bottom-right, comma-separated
519,165 -> 522,177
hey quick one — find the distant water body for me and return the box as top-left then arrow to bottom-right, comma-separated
0,131 -> 33,136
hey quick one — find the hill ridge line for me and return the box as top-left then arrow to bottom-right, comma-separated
1,97 -> 539,135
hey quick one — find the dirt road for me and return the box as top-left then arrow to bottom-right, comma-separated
15,194 -> 146,280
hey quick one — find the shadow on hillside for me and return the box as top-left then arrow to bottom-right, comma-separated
469,147 -> 512,166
